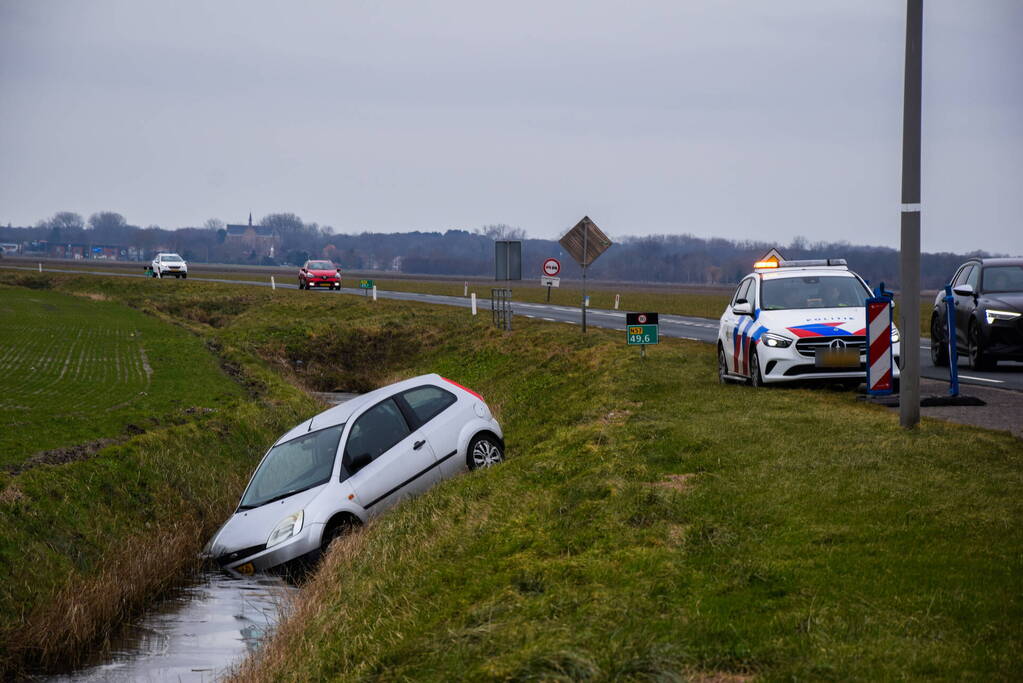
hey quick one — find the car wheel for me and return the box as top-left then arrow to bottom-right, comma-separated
321,516 -> 360,553
467,433 -> 503,470
930,314 -> 949,367
968,321 -> 995,370
749,347 -> 764,388
717,345 -> 728,384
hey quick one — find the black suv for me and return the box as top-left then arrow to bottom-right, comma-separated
931,258 -> 1023,369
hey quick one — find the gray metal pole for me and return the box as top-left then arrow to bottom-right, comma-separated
899,0 -> 922,428
581,222 -> 588,333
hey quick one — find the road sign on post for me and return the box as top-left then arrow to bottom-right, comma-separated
360,279 -> 374,298
542,258 -> 561,276
626,312 -> 659,357
559,216 -> 612,333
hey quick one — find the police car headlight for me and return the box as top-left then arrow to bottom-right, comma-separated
761,332 -> 792,348
891,327 -> 900,343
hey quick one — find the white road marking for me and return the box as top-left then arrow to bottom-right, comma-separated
542,317 -> 556,322
958,375 -> 1004,383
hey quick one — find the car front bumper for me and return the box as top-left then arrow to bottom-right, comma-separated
759,342 -> 902,384
217,522 -> 324,575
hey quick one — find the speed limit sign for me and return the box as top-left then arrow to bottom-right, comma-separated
542,258 -> 561,277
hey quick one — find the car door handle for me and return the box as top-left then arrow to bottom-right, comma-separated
413,440 -> 426,450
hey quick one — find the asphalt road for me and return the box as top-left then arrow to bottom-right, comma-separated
5,263 -> 1021,392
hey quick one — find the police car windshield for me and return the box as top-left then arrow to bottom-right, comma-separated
761,276 -> 868,311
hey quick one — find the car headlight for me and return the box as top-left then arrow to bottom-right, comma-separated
986,309 -> 1021,325
891,327 -> 900,343
761,332 -> 792,348
266,510 -> 304,548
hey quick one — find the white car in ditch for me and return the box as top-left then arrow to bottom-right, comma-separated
718,258 -> 901,388
204,374 -> 504,575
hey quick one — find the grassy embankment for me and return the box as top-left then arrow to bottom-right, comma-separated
2,270 -> 1013,679
173,283 -> 1015,679
0,274 -> 319,674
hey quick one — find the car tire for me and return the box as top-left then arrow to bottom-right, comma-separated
467,433 -> 503,471
968,320 -> 995,370
930,314 -> 949,367
321,516 -> 360,553
717,345 -> 728,384
749,347 -> 764,388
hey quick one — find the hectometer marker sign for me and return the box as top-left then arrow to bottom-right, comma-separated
626,312 -> 659,346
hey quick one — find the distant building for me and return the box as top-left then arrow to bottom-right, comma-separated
225,213 -> 280,260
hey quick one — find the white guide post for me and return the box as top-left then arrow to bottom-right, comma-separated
471,292 -> 477,316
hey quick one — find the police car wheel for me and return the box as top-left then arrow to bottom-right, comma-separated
717,346 -> 728,384
749,348 -> 764,388
930,315 -> 949,367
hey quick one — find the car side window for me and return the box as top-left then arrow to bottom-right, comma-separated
744,278 -> 756,308
966,266 -> 980,291
730,281 -> 745,306
401,386 -> 457,426
344,399 -> 411,464
953,265 -> 973,287
735,279 -> 752,304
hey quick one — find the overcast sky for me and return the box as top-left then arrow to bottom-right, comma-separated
1,1 -> 1020,254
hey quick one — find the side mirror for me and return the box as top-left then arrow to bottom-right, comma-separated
952,284 -> 974,297
731,301 -> 753,316
349,452 -> 372,472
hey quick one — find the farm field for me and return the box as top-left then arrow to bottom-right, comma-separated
3,260 -> 934,335
0,286 -> 243,467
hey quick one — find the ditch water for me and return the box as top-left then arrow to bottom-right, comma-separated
48,571 -> 296,682
42,391 -> 360,682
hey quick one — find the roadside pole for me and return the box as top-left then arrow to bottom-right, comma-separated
899,0 -> 922,428
581,223 -> 588,333
471,292 -> 477,316
271,276 -> 276,290
372,285 -> 377,301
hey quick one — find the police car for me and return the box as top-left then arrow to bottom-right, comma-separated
717,258 -> 900,388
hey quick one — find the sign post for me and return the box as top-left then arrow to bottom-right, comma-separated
626,312 -> 659,358
558,216 -> 612,333
359,279 -> 375,298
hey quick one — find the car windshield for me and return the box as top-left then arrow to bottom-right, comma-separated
982,266 -> 1023,293
307,261 -> 333,269
761,275 -> 869,310
238,423 -> 344,509
162,254 -> 183,262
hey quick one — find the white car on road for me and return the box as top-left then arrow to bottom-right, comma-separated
717,259 -> 901,388
151,252 -> 188,278
205,374 -> 504,575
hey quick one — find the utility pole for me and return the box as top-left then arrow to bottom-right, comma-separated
581,222 -> 588,333
900,0 -> 923,428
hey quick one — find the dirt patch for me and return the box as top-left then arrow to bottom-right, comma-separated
655,473 -> 698,491
3,438 -> 119,476
0,484 -> 26,505
72,292 -> 110,302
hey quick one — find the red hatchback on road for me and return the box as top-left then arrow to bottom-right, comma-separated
299,260 -> 342,290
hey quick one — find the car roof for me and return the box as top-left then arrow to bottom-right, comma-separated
758,267 -> 859,281
972,258 -> 1023,267
273,373 -> 447,445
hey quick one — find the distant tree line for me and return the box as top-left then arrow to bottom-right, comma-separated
0,211 -> 1001,290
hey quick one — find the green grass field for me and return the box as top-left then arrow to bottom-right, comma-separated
0,271 -> 1015,679
0,286 -> 243,467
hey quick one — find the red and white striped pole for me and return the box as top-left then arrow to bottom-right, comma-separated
866,297 -> 894,395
